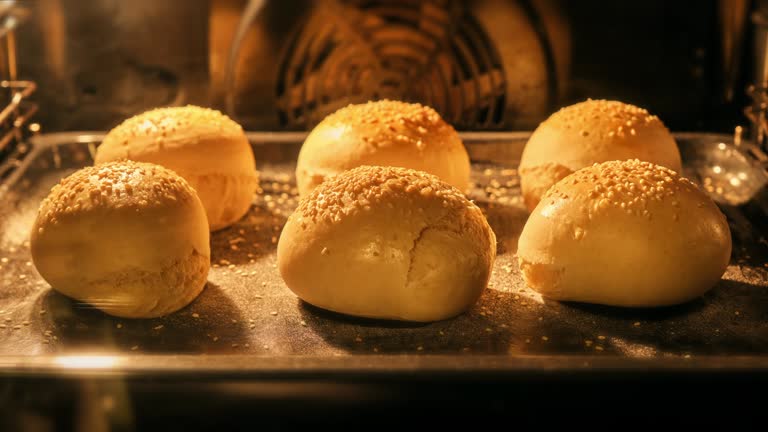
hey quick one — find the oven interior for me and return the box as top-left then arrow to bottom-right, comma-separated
1,1 -> 768,429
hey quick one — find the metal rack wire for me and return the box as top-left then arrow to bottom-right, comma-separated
0,3 -> 38,181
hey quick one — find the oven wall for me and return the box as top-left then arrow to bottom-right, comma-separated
15,0 -> 744,133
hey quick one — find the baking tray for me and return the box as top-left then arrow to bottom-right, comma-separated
0,131 -> 767,377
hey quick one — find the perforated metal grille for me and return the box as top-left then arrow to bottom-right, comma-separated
276,0 -> 506,129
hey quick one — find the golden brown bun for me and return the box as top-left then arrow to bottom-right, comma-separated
95,105 -> 258,231
30,161 -> 210,318
278,165 -> 496,322
517,159 -> 731,307
519,99 -> 682,211
295,100 -> 470,196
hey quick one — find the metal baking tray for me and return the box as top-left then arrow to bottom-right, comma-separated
0,131 -> 767,377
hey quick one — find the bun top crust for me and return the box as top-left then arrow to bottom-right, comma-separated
318,100 -> 458,150
519,159 -> 731,307
280,165 -> 496,321
36,161 -> 198,226
542,159 -> 698,219
31,161 -> 210,277
296,165 -> 479,228
95,105 -> 254,176
296,100 -> 470,195
520,99 -> 682,173
547,99 -> 664,140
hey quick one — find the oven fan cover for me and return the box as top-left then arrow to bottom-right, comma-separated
211,0 -> 566,130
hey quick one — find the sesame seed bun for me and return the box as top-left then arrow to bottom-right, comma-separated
295,100 -> 470,196
95,105 -> 258,231
517,159 -> 731,307
278,165 -> 496,322
519,99 -> 682,211
30,161 -> 210,318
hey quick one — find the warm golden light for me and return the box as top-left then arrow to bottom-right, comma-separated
54,355 -> 119,369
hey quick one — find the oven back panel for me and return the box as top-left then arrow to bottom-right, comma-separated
15,0 -> 740,133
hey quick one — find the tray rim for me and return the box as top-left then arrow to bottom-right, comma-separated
1,131 -> 767,376
1,353 -> 768,378
5,130 -> 758,189
25,130 -> 743,148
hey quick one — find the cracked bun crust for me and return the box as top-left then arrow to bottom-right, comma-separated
95,105 -> 258,231
277,165 -> 496,322
295,100 -> 470,196
519,99 -> 682,211
30,161 -> 210,318
517,159 -> 731,307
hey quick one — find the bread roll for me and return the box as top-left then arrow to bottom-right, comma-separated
295,100 -> 470,196
278,165 -> 496,322
517,159 -> 731,307
30,161 -> 210,318
519,99 -> 682,211
95,105 -> 258,231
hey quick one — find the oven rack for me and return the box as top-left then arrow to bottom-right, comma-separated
0,3 -> 37,181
